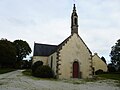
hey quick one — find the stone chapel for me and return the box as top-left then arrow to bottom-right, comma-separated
33,4 -> 107,79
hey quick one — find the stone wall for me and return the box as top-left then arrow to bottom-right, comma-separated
57,33 -> 92,79
32,56 -> 48,65
92,53 -> 108,72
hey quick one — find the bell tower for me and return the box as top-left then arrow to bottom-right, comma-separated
71,4 -> 78,35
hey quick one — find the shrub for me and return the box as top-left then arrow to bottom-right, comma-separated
34,65 -> 54,78
95,69 -> 104,75
31,61 -> 43,74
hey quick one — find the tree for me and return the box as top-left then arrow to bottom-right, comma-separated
107,63 -> 116,72
101,56 -> 106,64
110,39 -> 120,69
0,39 -> 16,67
13,40 -> 31,61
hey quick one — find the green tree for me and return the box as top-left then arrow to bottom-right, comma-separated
0,39 -> 16,67
13,40 -> 31,61
110,39 -> 120,68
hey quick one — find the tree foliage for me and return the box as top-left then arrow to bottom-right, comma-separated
0,39 -> 16,67
13,40 -> 31,61
110,39 -> 120,67
107,63 -> 116,72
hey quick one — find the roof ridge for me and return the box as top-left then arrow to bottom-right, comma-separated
35,43 -> 57,46
57,35 -> 72,51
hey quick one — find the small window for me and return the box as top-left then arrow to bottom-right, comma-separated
51,56 -> 53,68
74,18 -> 77,25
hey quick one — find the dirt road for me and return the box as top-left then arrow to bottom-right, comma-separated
0,70 -> 119,90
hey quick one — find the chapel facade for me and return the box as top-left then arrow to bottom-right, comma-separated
33,4 -> 107,79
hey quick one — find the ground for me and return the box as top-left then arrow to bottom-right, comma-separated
0,70 -> 119,90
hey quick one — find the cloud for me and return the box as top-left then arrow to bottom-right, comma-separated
6,17 -> 37,27
0,0 -> 120,63
77,0 -> 120,62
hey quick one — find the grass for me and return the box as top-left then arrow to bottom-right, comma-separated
98,73 -> 120,81
22,69 -> 32,76
22,69 -> 120,86
0,68 -> 16,74
97,73 -> 120,87
22,69 -> 57,81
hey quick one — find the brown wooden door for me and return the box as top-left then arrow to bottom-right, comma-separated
73,61 -> 79,78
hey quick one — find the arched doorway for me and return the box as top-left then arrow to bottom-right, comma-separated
73,61 -> 79,78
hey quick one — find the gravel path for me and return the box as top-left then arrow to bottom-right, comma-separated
0,70 -> 119,90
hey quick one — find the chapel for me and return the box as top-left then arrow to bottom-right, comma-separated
33,4 -> 107,79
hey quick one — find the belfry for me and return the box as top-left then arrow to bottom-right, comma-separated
71,4 -> 78,34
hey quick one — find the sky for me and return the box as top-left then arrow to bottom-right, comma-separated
0,0 -> 120,63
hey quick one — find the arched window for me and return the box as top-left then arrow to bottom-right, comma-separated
74,18 -> 77,25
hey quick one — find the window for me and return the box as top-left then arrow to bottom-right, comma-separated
51,56 -> 53,68
74,18 -> 77,25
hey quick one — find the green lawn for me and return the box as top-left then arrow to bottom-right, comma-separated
0,68 -> 16,74
98,73 -> 120,87
98,73 -> 120,81
22,69 -> 32,76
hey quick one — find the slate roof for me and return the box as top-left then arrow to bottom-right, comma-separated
33,34 -> 92,56
33,36 -> 72,57
33,43 -> 57,56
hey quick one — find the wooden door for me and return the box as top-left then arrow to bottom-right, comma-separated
73,61 -> 79,78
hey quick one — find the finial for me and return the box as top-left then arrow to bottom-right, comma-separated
73,4 -> 76,11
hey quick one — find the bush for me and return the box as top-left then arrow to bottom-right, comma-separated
34,65 -> 54,78
95,69 -> 104,75
31,61 -> 43,74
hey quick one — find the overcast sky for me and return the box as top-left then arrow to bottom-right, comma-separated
0,0 -> 120,63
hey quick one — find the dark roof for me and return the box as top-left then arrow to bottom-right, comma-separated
33,43 -> 57,56
33,34 -> 92,56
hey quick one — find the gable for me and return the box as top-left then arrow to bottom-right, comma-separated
33,43 -> 57,56
77,34 -> 92,54
92,54 -> 108,72
57,34 -> 92,54
92,54 -> 107,65
58,35 -> 72,51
